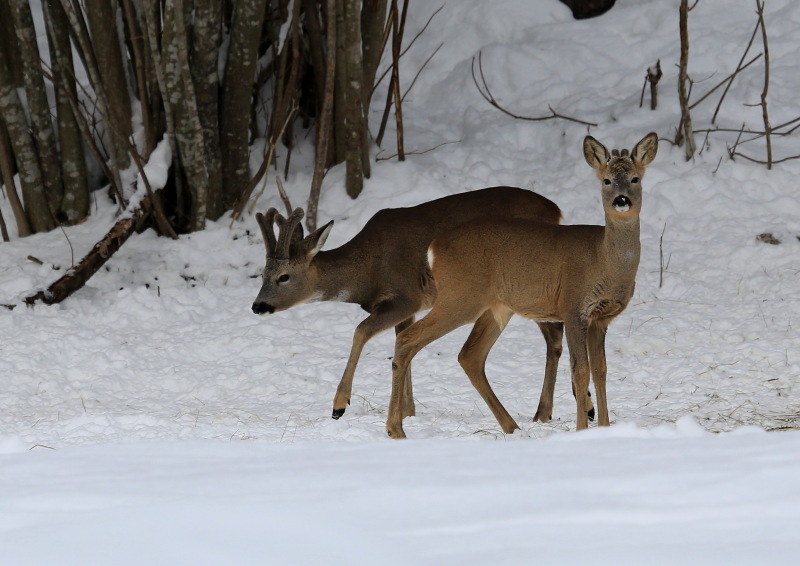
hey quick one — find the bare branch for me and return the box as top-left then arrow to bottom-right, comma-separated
376,139 -> 460,161
711,14 -> 761,123
755,0 -> 772,169
677,0 -> 696,160
275,176 -> 293,217
471,52 -> 597,127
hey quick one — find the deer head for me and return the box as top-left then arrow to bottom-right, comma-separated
252,207 -> 333,315
583,132 -> 658,222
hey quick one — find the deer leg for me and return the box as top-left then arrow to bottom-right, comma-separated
588,322 -> 610,426
388,306 -> 477,438
395,315 -> 416,418
332,299 -> 417,419
533,322 -> 562,423
565,319 -> 592,431
533,322 -> 595,423
458,307 -> 519,434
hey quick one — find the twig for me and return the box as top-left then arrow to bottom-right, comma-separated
371,4 -> 445,97
731,152 -> 800,166
692,54 -> 761,112
275,176 -> 293,216
659,222 -> 670,289
694,115 -> 800,136
375,139 -> 460,161
755,0 -> 772,169
402,42 -> 443,101
471,52 -> 597,127
236,103 -> 298,221
711,15 -> 761,123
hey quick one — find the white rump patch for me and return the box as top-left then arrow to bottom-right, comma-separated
427,247 -> 435,270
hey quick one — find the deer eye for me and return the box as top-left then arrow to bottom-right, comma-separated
631,177 -> 640,184
603,178 -> 612,185
278,274 -> 290,283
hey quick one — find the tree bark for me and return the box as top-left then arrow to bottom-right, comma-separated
84,0 -> 132,171
308,0 -> 337,232
220,0 -> 268,210
161,0 -> 211,231
43,0 -> 90,224
341,0 -> 366,198
0,39 -> 53,233
0,1 -> 23,88
192,0 -> 224,220
677,0 -> 696,160
10,0 -> 64,215
0,120 -> 30,237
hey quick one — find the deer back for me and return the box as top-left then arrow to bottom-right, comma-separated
253,186 -> 562,315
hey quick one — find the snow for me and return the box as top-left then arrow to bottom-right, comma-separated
1,0 -> 799,563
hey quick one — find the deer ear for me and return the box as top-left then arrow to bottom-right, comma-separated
632,132 -> 658,167
298,220 -> 333,258
583,136 -> 610,170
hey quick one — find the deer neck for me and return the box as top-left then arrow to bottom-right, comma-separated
602,213 -> 641,278
311,247 -> 369,304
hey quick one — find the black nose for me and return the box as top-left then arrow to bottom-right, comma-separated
252,302 -> 275,315
612,195 -> 632,210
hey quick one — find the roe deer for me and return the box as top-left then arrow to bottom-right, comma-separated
252,187 -> 592,421
386,133 -> 659,438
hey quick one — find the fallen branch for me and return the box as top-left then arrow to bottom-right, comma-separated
23,199 -> 152,306
471,52 -> 597,127
22,138 -> 173,307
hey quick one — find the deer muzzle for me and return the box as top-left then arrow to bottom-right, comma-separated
252,301 -> 276,315
612,195 -> 632,212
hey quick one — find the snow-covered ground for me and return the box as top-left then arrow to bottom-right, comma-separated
2,0 -> 799,563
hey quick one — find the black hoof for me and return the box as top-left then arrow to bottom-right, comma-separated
331,407 -> 345,420
588,407 -> 596,421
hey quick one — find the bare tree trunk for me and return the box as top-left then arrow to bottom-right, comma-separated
342,0 -> 366,198
0,41 -> 53,233
121,0 -> 157,157
220,0 -> 268,210
84,0 -> 132,171
0,0 -> 22,88
0,120 -> 30,237
10,0 -> 64,215
677,0 -> 696,161
333,0 -> 348,165
308,0 -> 337,232
58,0 -> 126,202
161,0 -> 211,231
192,0 -> 224,220
361,0 -> 387,114
43,0 -> 89,224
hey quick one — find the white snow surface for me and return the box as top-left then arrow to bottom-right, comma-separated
2,0 -> 800,563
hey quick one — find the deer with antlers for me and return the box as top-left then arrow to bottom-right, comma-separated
385,133 -> 659,438
252,186 -> 595,423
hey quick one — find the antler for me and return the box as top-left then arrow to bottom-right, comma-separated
256,208 -> 279,256
274,208 -> 305,258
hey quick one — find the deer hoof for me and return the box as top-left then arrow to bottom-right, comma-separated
331,407 -> 346,419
